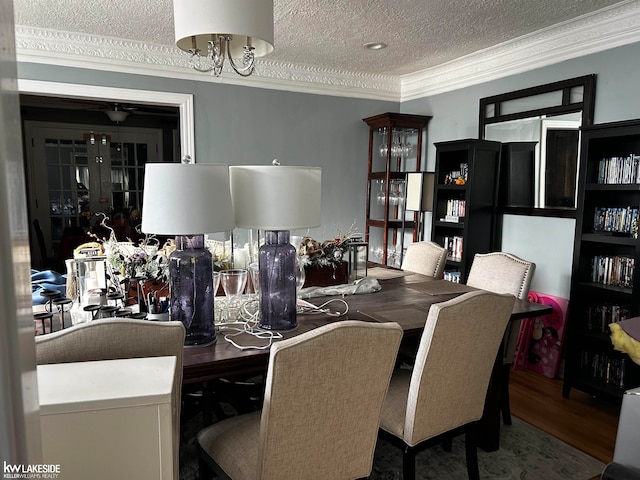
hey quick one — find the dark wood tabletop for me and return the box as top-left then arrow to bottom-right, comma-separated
183,270 -> 552,384
183,269 -> 553,452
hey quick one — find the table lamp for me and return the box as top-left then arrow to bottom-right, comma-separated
229,163 -> 321,331
141,162 -> 234,346
405,172 -> 434,241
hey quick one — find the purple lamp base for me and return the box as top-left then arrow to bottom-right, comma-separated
169,234 -> 215,346
258,230 -> 297,331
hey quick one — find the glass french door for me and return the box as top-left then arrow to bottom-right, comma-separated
24,122 -> 163,268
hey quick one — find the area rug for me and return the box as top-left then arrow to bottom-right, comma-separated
180,414 -> 603,480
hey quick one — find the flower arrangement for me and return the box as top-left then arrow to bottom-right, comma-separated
91,213 -> 170,283
105,239 -> 171,283
297,221 -> 361,269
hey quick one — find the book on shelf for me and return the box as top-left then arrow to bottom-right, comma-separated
586,303 -> 631,333
593,206 -> 639,235
590,255 -> 635,288
445,199 -> 466,218
597,154 -> 640,184
580,350 -> 626,388
443,235 -> 463,261
444,271 -> 461,283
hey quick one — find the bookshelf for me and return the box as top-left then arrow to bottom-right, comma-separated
563,119 -> 640,401
431,139 -> 501,282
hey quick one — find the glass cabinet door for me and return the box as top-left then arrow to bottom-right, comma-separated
363,113 -> 431,268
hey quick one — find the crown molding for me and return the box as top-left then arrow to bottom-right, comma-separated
14,1 -> 640,103
400,0 -> 640,101
14,26 -> 401,101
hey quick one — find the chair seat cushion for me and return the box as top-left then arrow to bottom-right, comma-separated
198,411 -> 261,479
380,368 -> 411,439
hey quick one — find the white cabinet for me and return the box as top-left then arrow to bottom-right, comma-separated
38,356 -> 176,480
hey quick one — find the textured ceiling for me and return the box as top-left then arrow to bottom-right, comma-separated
12,0 -> 629,76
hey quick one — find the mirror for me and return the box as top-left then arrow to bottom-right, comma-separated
479,75 -> 596,217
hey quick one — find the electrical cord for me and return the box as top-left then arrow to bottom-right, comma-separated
296,298 -> 349,317
218,297 -> 349,350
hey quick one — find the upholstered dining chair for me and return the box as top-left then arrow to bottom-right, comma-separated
35,318 -> 186,480
197,320 -> 403,480
378,290 -> 515,480
465,251 -> 536,426
401,241 -> 448,279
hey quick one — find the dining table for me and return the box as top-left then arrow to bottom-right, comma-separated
182,267 -> 553,452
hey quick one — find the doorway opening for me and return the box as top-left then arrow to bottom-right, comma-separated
20,91 -> 184,271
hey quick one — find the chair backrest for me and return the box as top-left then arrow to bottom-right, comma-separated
404,290 -> 515,446
466,252 -> 535,300
257,320 -> 403,480
35,318 -> 186,479
466,252 -> 535,363
401,241 -> 448,279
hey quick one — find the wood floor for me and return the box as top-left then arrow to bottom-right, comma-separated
509,367 -> 621,475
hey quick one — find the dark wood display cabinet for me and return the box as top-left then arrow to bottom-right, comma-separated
431,139 -> 501,283
363,113 -> 431,269
563,119 -> 640,401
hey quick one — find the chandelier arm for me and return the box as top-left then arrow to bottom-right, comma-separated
188,49 -> 215,73
224,37 -> 256,77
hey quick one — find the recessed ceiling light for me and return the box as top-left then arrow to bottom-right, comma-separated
364,42 -> 387,50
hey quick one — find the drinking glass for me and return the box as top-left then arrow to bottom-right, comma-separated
212,271 -> 220,296
248,262 -> 260,297
295,258 -> 306,296
220,269 -> 248,320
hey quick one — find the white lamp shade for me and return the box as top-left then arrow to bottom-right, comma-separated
406,172 -> 434,212
229,165 -> 321,230
174,0 -> 274,59
141,163 -> 234,235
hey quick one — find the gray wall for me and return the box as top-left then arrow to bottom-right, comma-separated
18,63 -> 396,242
18,40 -> 640,298
402,41 -> 640,298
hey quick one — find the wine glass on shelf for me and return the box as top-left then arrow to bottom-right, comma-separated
376,180 -> 386,205
395,181 -> 404,208
388,182 -> 398,206
378,127 -> 388,157
402,133 -> 413,157
391,136 -> 401,157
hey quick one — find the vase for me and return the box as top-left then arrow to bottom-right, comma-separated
169,234 -> 215,346
258,230 -> 297,331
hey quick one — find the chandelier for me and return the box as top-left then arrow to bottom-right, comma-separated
173,0 -> 274,77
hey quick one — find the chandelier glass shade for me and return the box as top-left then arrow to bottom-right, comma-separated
173,0 -> 274,77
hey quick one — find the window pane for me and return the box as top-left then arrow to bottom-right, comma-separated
136,143 -> 148,165
45,141 -> 59,165
545,129 -> 579,208
47,165 -> 60,190
501,91 -> 563,116
569,86 -> 584,104
61,165 -> 71,189
59,140 -> 74,164
49,191 -> 61,215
